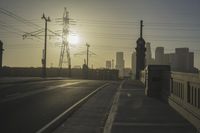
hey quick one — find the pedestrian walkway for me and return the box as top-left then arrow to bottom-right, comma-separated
106,80 -> 197,133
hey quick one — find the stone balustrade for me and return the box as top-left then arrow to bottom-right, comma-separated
140,67 -> 200,131
170,72 -> 200,130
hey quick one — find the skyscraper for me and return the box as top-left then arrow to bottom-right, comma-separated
154,47 -> 197,73
155,47 -> 164,65
131,52 -> 136,79
145,42 -> 153,65
174,48 -> 195,72
116,52 -> 124,77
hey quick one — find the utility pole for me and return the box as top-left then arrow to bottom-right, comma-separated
112,59 -> 114,69
86,43 -> 90,68
41,13 -> 50,78
0,40 -> 4,68
74,43 -> 95,69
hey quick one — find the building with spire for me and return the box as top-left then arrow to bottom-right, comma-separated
135,20 -> 146,79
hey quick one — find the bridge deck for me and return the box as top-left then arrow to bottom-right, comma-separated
110,80 -> 197,133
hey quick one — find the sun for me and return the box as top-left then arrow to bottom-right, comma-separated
68,34 -> 79,45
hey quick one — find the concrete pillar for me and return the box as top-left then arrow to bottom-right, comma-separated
145,65 -> 171,101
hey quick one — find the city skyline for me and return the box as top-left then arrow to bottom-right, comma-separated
0,0 -> 200,69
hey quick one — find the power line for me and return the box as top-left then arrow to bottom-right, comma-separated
1,7 -> 200,54
0,7 -> 41,29
1,7 -> 200,34
0,7 -> 61,39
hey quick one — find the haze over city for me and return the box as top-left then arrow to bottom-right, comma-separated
1,1 -> 200,133
1,0 -> 200,69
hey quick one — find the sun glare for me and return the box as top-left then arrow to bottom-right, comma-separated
68,34 -> 79,45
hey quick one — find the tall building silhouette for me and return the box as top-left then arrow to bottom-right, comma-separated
131,52 -> 136,79
135,20 -> 146,79
116,52 -> 124,77
154,47 -> 198,73
145,42 -> 153,65
155,47 -> 164,65
173,48 -> 195,72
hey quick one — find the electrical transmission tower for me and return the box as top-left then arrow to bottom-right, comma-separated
58,7 -> 71,77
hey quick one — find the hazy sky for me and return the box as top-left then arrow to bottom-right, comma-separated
0,0 -> 200,69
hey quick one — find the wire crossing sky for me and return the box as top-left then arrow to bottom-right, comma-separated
0,0 -> 200,69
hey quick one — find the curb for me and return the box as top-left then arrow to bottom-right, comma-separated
103,80 -> 126,133
36,82 -> 110,133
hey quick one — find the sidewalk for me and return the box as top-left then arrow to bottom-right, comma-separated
107,80 -> 197,133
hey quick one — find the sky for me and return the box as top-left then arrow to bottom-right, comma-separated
0,0 -> 200,69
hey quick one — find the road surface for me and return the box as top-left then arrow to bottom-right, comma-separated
0,79 -> 112,133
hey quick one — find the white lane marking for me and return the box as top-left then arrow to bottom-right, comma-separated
36,82 -> 110,133
127,93 -> 131,97
103,80 -> 125,133
0,81 -> 82,103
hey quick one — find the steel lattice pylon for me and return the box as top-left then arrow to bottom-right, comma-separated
58,7 -> 71,77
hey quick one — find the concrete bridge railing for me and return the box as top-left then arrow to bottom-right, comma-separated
140,66 -> 200,131
170,72 -> 200,130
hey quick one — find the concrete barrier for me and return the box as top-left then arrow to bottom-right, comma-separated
141,68 -> 200,131
143,65 -> 170,100
169,72 -> 200,131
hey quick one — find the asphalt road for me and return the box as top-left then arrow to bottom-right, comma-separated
0,79 -> 107,133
